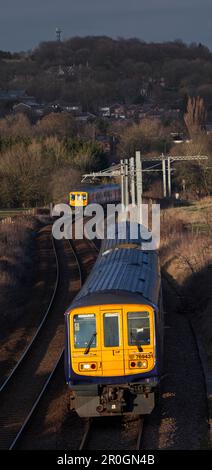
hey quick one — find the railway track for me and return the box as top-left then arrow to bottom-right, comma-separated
2,216 -> 150,451
9,350 -> 64,449
0,234 -> 82,450
79,416 -> 145,451
136,416 -> 145,450
0,233 -> 60,393
3,234 -> 99,450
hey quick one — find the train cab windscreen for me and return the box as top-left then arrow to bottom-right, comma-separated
127,311 -> 150,346
74,314 -> 97,349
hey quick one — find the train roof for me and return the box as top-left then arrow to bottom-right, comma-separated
69,245 -> 161,311
101,221 -> 154,253
70,184 -> 120,194
69,291 -> 157,310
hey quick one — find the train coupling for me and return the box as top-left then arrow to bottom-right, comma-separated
98,386 -> 125,414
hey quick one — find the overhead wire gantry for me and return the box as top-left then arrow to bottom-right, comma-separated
82,152 -> 208,206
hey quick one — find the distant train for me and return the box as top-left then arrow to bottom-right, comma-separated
65,223 -> 164,417
69,184 -> 121,208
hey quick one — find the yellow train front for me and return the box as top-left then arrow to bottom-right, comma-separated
65,226 -> 163,417
69,191 -> 88,207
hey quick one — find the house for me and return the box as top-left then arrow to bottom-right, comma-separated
164,109 -> 180,120
13,102 -> 32,114
99,106 -> 111,118
40,103 -> 62,115
75,112 -> 96,122
13,101 -> 46,119
170,132 -> 186,143
61,105 -> 82,115
110,104 -> 126,119
147,108 -> 163,120
0,89 -> 27,101
137,111 -> 147,120
125,105 -> 139,119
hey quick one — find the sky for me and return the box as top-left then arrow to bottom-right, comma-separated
0,0 -> 212,52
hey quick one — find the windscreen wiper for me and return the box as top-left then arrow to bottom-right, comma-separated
84,332 -> 97,355
130,330 -> 143,352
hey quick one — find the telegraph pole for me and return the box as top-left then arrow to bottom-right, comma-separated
130,157 -> 136,205
120,159 -> 125,206
136,151 -> 142,206
124,159 -> 129,206
167,157 -> 171,197
162,157 -> 167,197
136,151 -> 143,222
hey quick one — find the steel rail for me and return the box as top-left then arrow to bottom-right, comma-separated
9,236 -> 84,450
78,419 -> 93,450
135,416 -> 145,450
1,216 -> 99,450
9,350 -> 64,450
0,234 -> 59,393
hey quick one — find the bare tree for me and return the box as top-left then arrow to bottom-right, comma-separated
0,114 -> 32,138
184,96 -> 207,139
50,167 -> 81,203
35,112 -> 75,138
117,119 -> 167,157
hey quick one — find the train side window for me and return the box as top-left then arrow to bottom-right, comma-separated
103,313 -> 120,347
127,312 -> 150,346
74,314 -> 96,349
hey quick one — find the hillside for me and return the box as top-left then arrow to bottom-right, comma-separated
1,37 -> 212,112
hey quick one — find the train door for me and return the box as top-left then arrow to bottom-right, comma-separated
100,308 -> 125,376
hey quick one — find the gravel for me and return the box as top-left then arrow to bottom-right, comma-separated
142,277 -> 209,450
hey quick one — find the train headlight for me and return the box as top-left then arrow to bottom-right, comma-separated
129,360 -> 148,369
79,363 -> 97,371
138,360 -> 148,369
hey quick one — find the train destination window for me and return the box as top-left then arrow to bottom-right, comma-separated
104,313 -> 120,347
128,311 -> 150,346
74,314 -> 96,349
